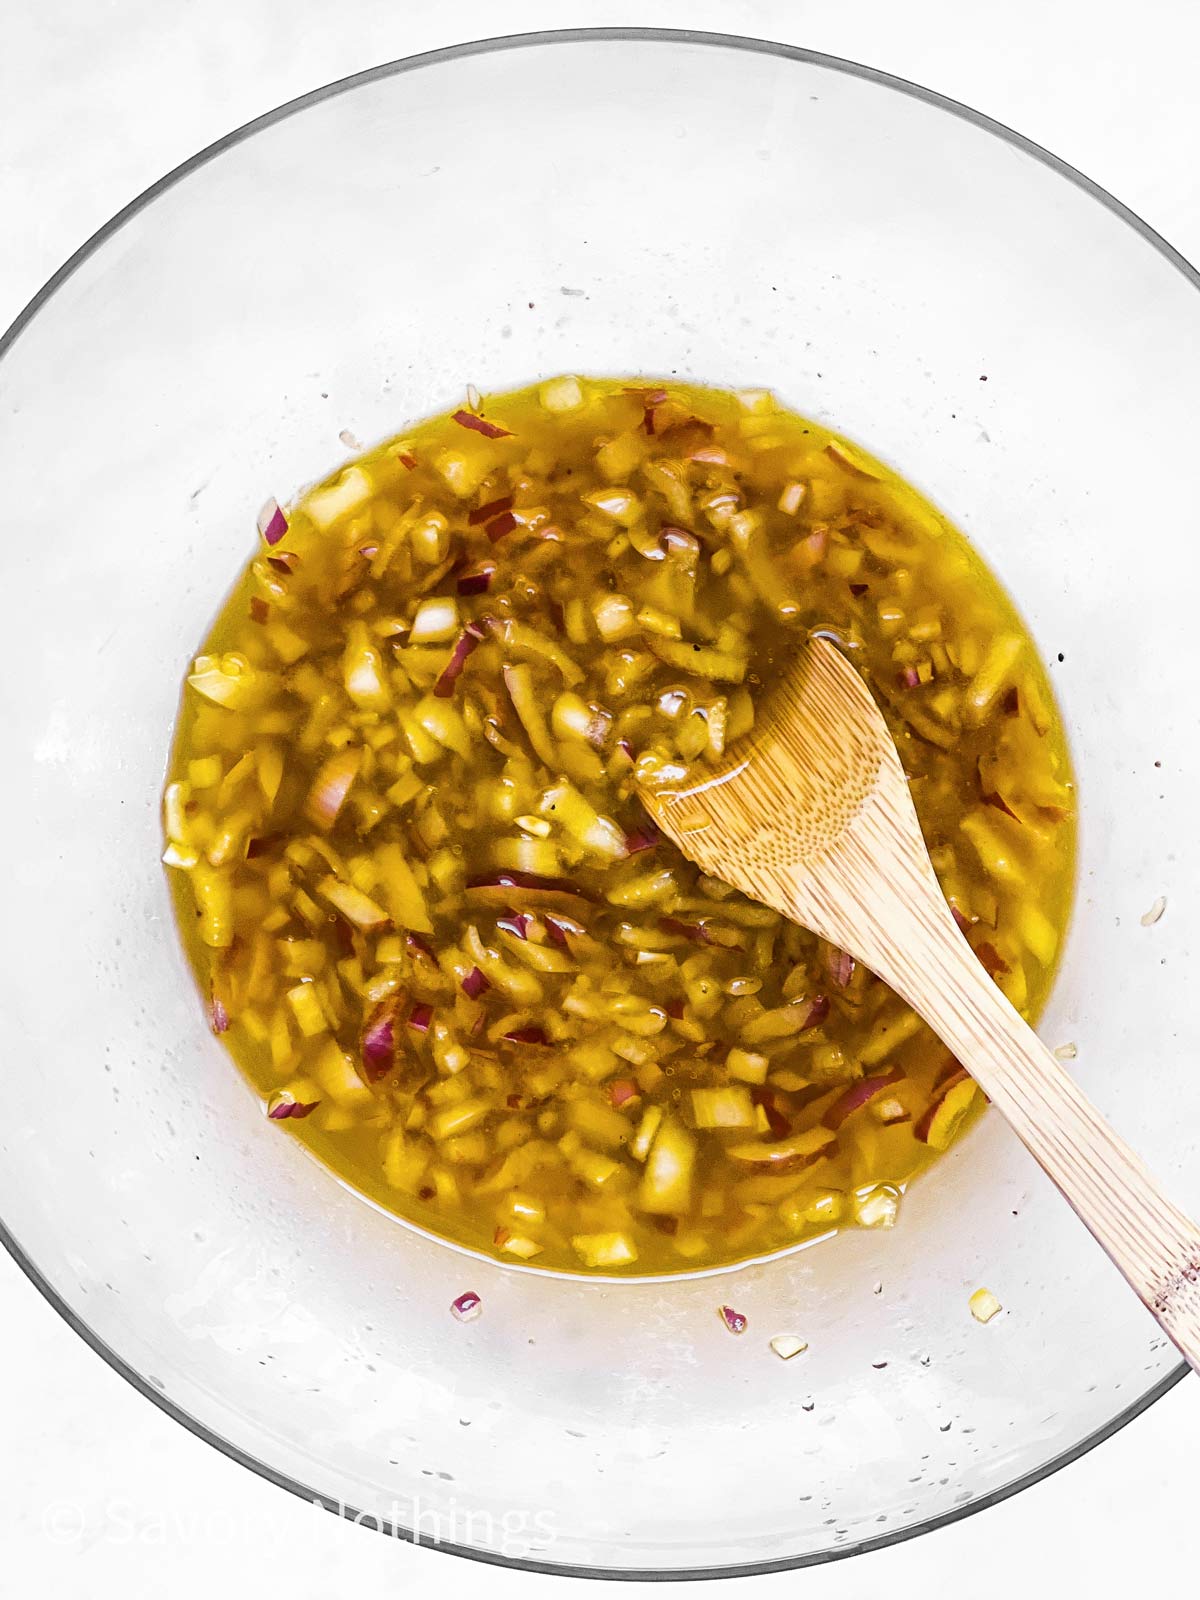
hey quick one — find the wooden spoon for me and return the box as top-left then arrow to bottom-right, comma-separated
637,637 -> 1200,1369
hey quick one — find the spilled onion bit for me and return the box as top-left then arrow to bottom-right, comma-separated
969,1287 -> 1003,1324
1140,895 -> 1167,927
769,1334 -> 808,1361
451,1291 -> 482,1323
718,1304 -> 747,1335
267,1094 -> 320,1120
1053,1042 -> 1078,1062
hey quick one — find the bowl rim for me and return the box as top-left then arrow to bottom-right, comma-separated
0,24 -> 1192,1580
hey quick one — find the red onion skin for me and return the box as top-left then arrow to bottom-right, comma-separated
461,966 -> 489,1000
260,503 -> 288,546
361,1000 -> 397,1080
269,1099 -> 320,1120
485,511 -> 520,542
456,566 -> 495,596
433,628 -> 481,698
468,495 -> 513,526
822,1067 -> 905,1130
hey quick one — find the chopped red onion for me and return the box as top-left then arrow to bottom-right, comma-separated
461,966 -> 489,999
408,1002 -> 433,1033
397,451 -> 418,469
802,995 -> 830,1029
452,409 -> 512,439
433,627 -> 482,698
256,497 -> 288,546
609,1079 -> 639,1108
496,913 -> 530,941
361,999 -> 397,1080
456,563 -> 496,595
266,550 -> 300,574
659,916 -> 704,941
983,791 -> 1020,822
406,932 -> 436,963
898,666 -> 921,690
485,510 -> 520,542
718,1304 -> 748,1336
623,828 -> 658,855
451,1290 -> 482,1322
822,1067 -> 905,1130
249,596 -> 270,625
849,581 -> 869,596
950,904 -> 974,935
503,1026 -> 549,1046
826,948 -> 855,989
209,995 -> 230,1034
268,1097 -> 320,1120
664,999 -> 685,1020
468,495 -> 514,526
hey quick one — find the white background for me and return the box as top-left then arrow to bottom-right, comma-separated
3,2 -> 1197,1594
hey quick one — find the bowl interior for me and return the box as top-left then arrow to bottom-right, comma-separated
0,32 -> 1196,1575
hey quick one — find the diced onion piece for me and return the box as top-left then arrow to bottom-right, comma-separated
969,1287 -> 1003,1324
538,781 -> 627,860
305,466 -> 371,530
415,693 -> 471,759
769,1334 -> 808,1360
434,448 -> 488,499
717,1304 -> 748,1335
1141,895 -> 1167,927
726,1047 -> 768,1085
913,1070 -> 980,1149
256,497 -> 288,545
451,1290 -> 482,1322
342,622 -> 390,711
777,481 -> 806,515
305,747 -> 361,829
433,627 -> 482,698
727,1127 -> 836,1171
503,663 -> 558,769
592,593 -> 638,642
410,595 -> 460,645
825,439 -> 880,479
637,1116 -> 695,1214
494,1226 -> 542,1259
852,1184 -> 901,1229
645,636 -> 747,683
461,966 -> 489,1000
361,998 -> 398,1080
267,1095 -> 320,1120
317,876 -> 391,932
571,1232 -> 637,1268
691,1086 -> 756,1129
583,487 -> 640,526
375,842 -> 434,934
539,375 -> 584,413
822,1068 -> 904,1130
287,981 -> 328,1038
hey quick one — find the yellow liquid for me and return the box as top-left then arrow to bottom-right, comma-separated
165,378 -> 1075,1275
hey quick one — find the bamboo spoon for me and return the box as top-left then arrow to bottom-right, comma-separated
637,637 -> 1200,1370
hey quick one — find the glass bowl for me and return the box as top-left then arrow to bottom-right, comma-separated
1,28 -> 1196,1579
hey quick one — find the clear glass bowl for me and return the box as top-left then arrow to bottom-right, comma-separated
1,29 -> 1196,1578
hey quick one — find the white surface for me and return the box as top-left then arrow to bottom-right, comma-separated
2,1 -> 1197,1594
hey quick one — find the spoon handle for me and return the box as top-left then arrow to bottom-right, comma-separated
877,901 -> 1200,1373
